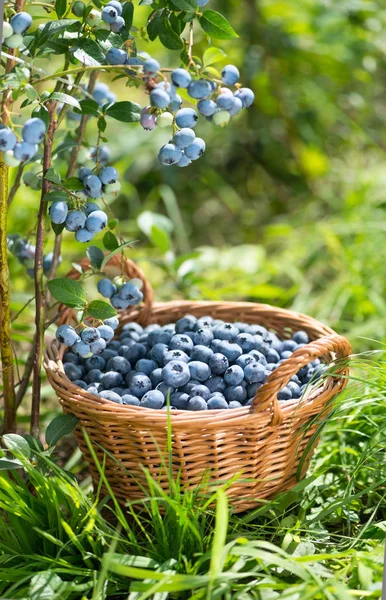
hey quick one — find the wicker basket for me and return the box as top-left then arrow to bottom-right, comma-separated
44,256 -> 351,513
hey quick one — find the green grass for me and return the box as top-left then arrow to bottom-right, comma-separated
0,357 -> 385,599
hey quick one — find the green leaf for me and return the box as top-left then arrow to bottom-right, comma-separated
55,0 -> 67,19
62,177 -> 84,191
103,231 -> 119,251
147,9 -> 163,41
87,300 -> 117,320
101,240 -> 135,270
47,278 -> 87,309
76,98 -> 101,116
86,246 -> 105,269
32,105 -> 50,128
2,434 -> 31,459
122,1 -> 134,29
98,116 -> 107,132
106,101 -> 141,122
44,168 -> 61,185
45,190 -> 69,203
170,0 -> 197,11
0,458 -> 23,470
25,84 -> 39,102
139,0 -> 153,4
38,19 -> 80,48
51,222 -> 66,235
72,39 -> 105,66
46,414 -> 79,446
203,46 -> 226,67
198,10 -> 238,40
50,92 -> 81,110
158,15 -> 184,49
150,224 -> 171,253
138,211 -> 173,237
29,571 -> 63,600
108,218 -> 119,229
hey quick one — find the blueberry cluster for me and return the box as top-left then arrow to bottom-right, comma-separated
2,12 -> 32,49
97,277 -> 144,311
0,118 -> 46,167
49,167 -> 119,242
61,315 -> 326,409
101,0 -> 125,33
7,234 -> 61,277
56,317 -> 119,359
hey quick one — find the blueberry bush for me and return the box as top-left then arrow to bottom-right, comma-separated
0,0 -> 253,434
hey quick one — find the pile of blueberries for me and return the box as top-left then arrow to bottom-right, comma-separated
0,118 -> 46,167
97,277 -> 144,311
2,11 -> 32,49
49,166 -> 120,242
7,234 -> 61,277
60,315 -> 326,410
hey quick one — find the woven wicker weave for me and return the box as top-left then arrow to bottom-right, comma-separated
44,256 -> 351,512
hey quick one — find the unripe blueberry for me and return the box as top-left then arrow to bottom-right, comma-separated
175,108 -> 198,129
84,174 -> 102,198
99,166 -> 118,185
197,99 -> 217,117
212,110 -> 231,127
13,141 -> 38,162
104,181 -> 121,194
187,79 -> 212,99
22,118 -> 46,144
23,171 -> 40,189
184,138 -> 206,160
106,47 -> 127,65
10,12 -> 32,34
173,128 -> 195,149
177,153 -> 191,168
0,128 -> 17,151
156,112 -> 174,128
3,151 -> 20,167
150,89 -> 170,109
171,68 -> 192,88
72,1 -> 86,16
49,201 -> 68,225
65,210 -> 87,232
56,324 -> 79,346
102,5 -> 118,23
234,87 -> 255,107
110,16 -> 125,32
5,34 -> 23,49
86,210 -> 108,233
143,57 -> 160,75
221,64 -> 240,85
158,143 -> 182,166
2,23 -> 14,39
86,9 -> 102,26
75,228 -> 95,243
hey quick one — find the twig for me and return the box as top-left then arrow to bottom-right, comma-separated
8,163 -> 24,206
187,21 -> 195,68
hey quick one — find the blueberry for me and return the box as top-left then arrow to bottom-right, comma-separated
287,381 -> 301,398
229,400 -> 243,409
150,367 -> 163,387
107,1 -> 123,15
119,282 -> 143,305
162,360 -> 190,388
150,343 -> 169,365
221,65 -> 239,86
122,322 -> 143,335
190,345 -> 213,363
109,356 -> 131,375
234,333 -> 254,352
122,394 -> 140,406
224,365 -> 244,386
75,228 -> 94,243
173,128 -> 195,149
81,327 -> 100,344
216,93 -> 234,111
143,58 -> 160,75
170,334 -> 193,354
205,375 -> 226,393
56,324 -> 79,346
0,128 -> 17,151
265,349 -> 280,363
63,363 -> 83,381
278,386 -> 292,401
101,349 -> 118,361
99,166 -> 118,185
10,11 -> 32,33
84,175 -> 102,198
184,138 -> 206,161
170,392 -> 189,410
63,352 -> 80,365
150,89 -> 171,109
193,328 -> 213,346
156,382 -> 175,399
224,385 -> 247,403
217,341 -> 242,362
213,322 -> 238,341
293,331 -> 309,344
188,396 -> 207,411
175,153 -> 190,168
247,382 -> 263,398
175,315 -> 197,333
101,371 -> 123,388
207,396 -> 228,410
140,390 -> 164,409
90,146 -> 110,165
87,369 -> 103,383
87,385 -> 99,396
187,79 -> 212,99
135,358 -> 158,375
99,390 -> 123,403
65,210 -> 87,232
72,340 -> 92,358
228,96 -> 243,117
175,108 -> 198,129
108,341 -> 121,351
106,47 -> 127,65
171,68 -> 192,88
97,278 -> 116,299
188,361 -> 211,382
209,353 -> 229,375
110,16 -> 125,32
281,340 -> 297,352
104,316 -> 119,330
86,210 -> 108,232
102,5 -> 118,23
140,112 -> 157,131
21,118 -> 46,144
234,87 -> 255,108
281,350 -> 293,360
197,99 -> 217,117
164,350 -> 190,364
123,342 -> 147,364
236,354 -> 256,369
85,355 -> 105,372
244,362 -> 266,384
148,329 -> 172,346
169,95 -> 183,113
190,384 -> 210,401
158,143 -> 182,166
13,141 -> 38,162
83,202 -> 100,215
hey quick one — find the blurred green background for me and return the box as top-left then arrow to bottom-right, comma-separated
8,0 -> 386,414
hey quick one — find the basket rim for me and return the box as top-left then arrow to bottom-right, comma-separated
44,299 -> 351,427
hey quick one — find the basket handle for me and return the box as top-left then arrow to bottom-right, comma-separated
251,334 -> 351,424
57,255 -> 154,326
